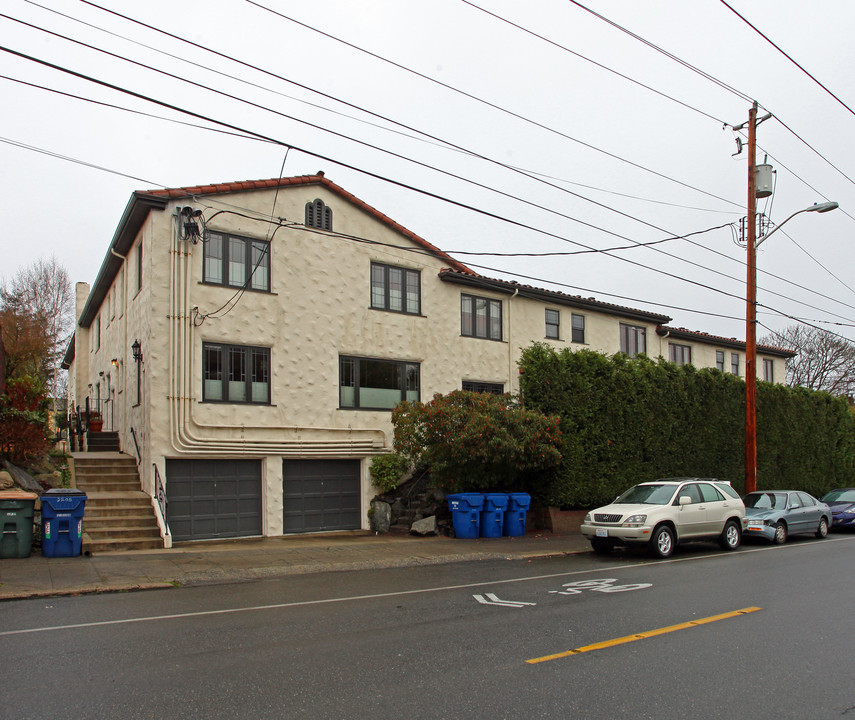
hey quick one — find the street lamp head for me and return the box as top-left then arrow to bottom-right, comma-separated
805,201 -> 839,213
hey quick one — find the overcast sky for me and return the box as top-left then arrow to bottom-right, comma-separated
2,0 -> 854,344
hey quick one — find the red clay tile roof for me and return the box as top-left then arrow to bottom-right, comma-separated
144,173 -> 473,275
657,326 -> 796,357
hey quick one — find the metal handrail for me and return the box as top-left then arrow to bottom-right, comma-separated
402,467 -> 433,508
129,427 -> 142,465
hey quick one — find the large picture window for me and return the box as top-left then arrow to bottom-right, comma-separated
371,263 -> 420,314
620,323 -> 646,356
461,294 -> 502,340
204,232 -> 270,292
339,356 -> 419,410
203,343 -> 270,404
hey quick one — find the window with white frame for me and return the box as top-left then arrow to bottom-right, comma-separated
461,294 -> 502,340
204,232 -> 270,292
669,343 -> 692,366
716,350 -> 725,372
203,342 -> 270,404
545,309 -> 560,339
339,356 -> 419,410
619,323 -> 646,356
370,263 -> 420,315
731,353 -> 740,375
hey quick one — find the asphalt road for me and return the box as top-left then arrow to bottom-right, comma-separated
3,534 -> 854,720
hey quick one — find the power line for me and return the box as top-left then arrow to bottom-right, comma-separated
2,43 -> 853,326
719,0 -> 855,120
243,0 -> 742,210
461,0 -> 727,125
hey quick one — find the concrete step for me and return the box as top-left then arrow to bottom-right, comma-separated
85,525 -> 161,540
82,536 -> 164,554
76,481 -> 143,493
83,514 -> 157,527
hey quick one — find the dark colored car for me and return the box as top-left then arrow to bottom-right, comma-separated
819,488 -> 855,530
743,490 -> 830,544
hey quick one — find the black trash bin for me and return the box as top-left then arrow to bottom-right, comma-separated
40,489 -> 87,558
0,490 -> 39,558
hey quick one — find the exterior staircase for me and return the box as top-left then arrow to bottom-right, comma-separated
86,431 -> 121,452
71,452 -> 164,554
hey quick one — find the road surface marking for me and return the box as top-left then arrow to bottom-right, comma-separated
525,606 -> 762,664
473,593 -> 537,607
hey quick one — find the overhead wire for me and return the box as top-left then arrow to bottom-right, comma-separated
30,3 -> 846,315
243,0 -> 742,210
719,0 -> 855,120
3,41 -> 854,327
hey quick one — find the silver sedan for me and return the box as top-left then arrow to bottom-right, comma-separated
743,490 -> 831,544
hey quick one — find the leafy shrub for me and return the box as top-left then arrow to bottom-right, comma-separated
0,375 -> 49,462
392,390 -> 562,493
370,454 -> 410,494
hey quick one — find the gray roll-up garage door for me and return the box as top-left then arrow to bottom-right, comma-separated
282,459 -> 361,533
166,459 -> 262,541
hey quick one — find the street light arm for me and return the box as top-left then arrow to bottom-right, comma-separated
755,201 -> 839,248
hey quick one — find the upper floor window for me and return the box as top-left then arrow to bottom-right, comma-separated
571,313 -> 585,344
716,350 -> 725,372
462,381 -> 504,394
339,356 -> 419,410
669,343 -> 692,366
305,199 -> 333,230
763,358 -> 774,382
371,263 -> 420,314
620,323 -> 646,356
545,309 -> 560,339
203,342 -> 270,404
731,353 -> 740,376
204,232 -> 270,292
461,294 -> 502,341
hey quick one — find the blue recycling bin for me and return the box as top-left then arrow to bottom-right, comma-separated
503,493 -> 531,537
40,489 -> 87,558
447,493 -> 484,539
480,493 -> 509,538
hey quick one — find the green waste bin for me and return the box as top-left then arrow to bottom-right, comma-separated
0,490 -> 39,558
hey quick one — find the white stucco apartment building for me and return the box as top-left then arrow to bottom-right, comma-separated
62,173 -> 794,545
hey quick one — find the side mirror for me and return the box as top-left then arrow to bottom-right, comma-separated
679,495 -> 692,506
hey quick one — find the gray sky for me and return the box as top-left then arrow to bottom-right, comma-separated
2,0 -> 854,343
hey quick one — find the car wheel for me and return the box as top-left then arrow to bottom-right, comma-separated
718,519 -> 741,550
815,517 -> 829,539
773,521 -> 788,544
591,539 -> 613,554
649,525 -> 675,558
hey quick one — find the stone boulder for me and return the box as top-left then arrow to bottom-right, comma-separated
370,500 -> 392,534
410,515 -> 437,536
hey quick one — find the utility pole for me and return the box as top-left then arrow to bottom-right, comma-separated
745,101 -> 758,495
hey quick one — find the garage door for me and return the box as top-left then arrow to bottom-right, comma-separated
282,459 -> 361,533
166,459 -> 262,541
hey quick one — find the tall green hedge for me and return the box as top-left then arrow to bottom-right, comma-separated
519,343 -> 855,508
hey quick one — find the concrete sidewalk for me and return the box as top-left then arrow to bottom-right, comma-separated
0,531 -> 591,600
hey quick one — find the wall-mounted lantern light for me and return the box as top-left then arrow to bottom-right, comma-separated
131,339 -> 143,363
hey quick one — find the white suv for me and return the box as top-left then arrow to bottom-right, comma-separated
580,478 -> 746,558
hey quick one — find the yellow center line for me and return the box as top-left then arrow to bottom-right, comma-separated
526,606 -> 762,664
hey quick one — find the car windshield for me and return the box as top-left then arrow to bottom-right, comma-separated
614,484 -> 677,505
744,492 -> 787,510
821,489 -> 855,503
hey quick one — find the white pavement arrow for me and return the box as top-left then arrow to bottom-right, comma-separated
473,593 -> 537,608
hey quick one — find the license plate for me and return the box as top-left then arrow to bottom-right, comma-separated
595,528 -> 609,538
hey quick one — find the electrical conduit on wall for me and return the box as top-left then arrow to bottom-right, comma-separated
167,208 -> 385,456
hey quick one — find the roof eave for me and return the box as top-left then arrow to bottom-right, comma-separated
77,192 -> 168,328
